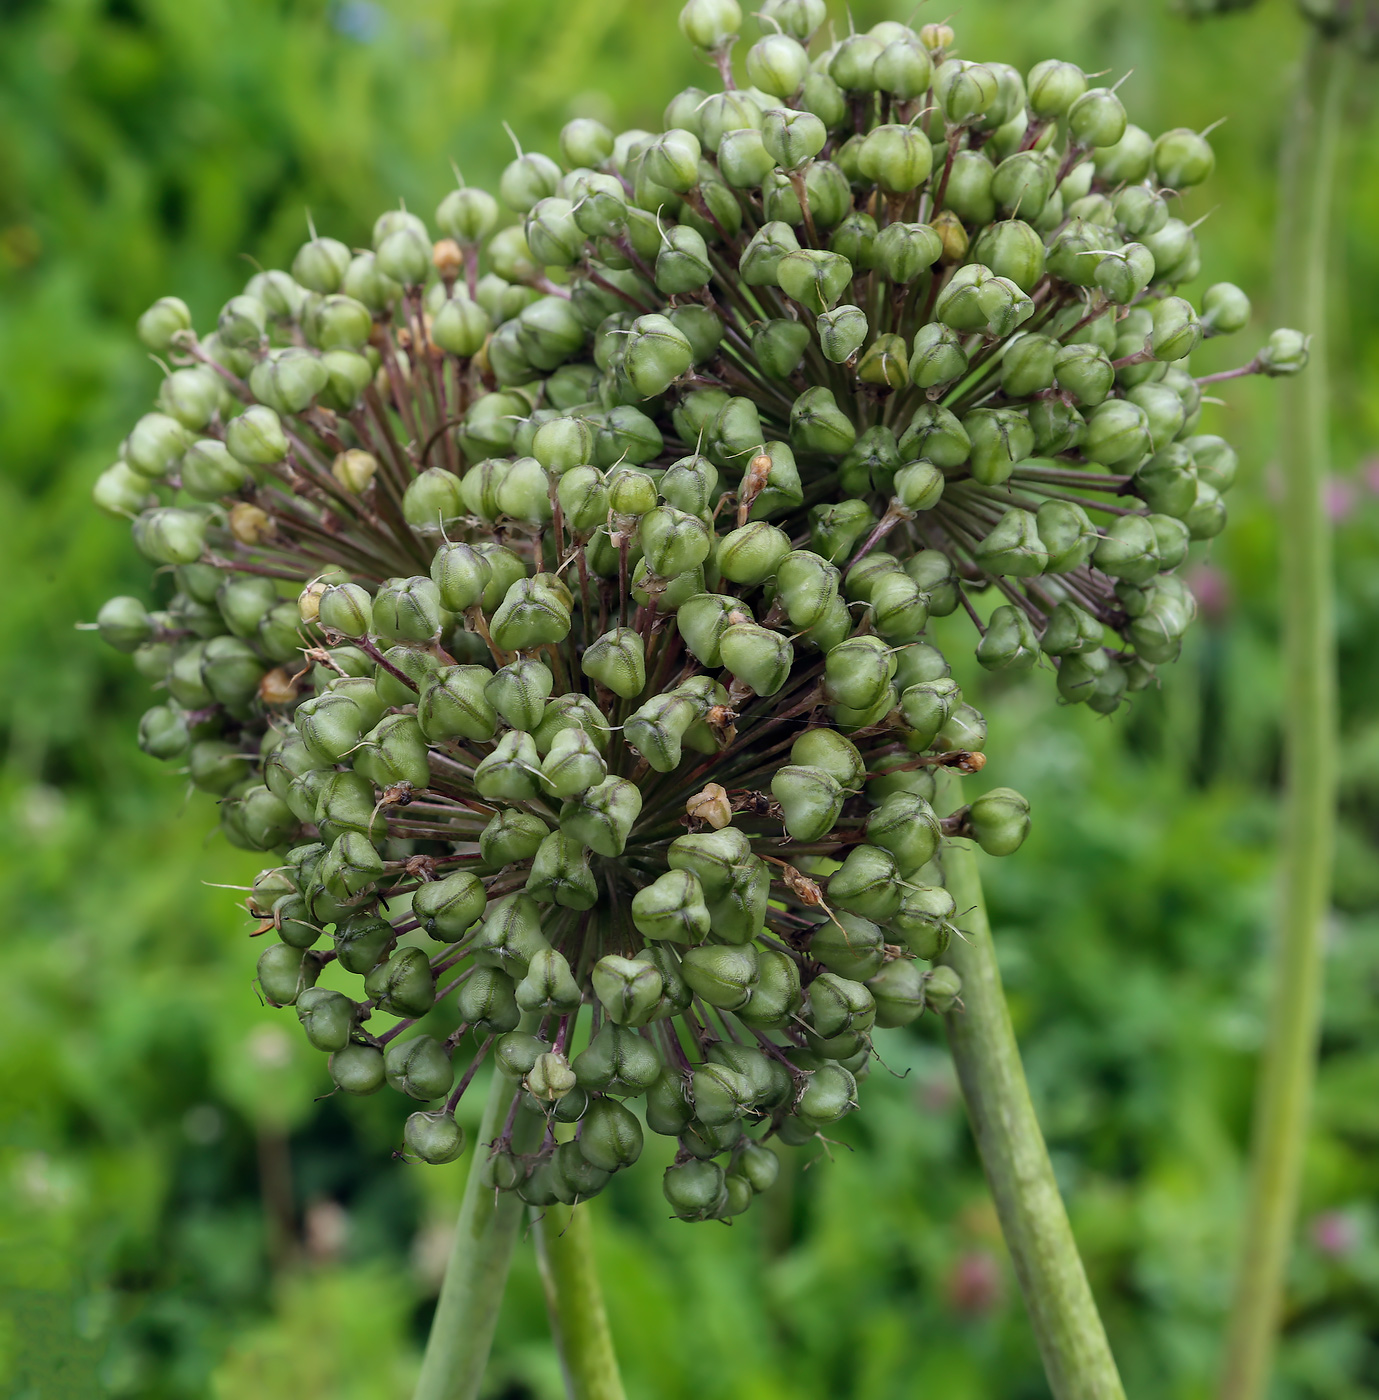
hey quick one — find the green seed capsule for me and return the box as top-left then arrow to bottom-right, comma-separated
296,987 -> 356,1052
797,1062 -> 857,1125
257,943 -> 319,1007
680,942 -> 758,1010
976,604 -> 1039,671
719,622 -> 793,696
817,305 -> 870,366
776,249 -> 854,316
806,912 -> 884,982
632,868 -> 711,944
828,844 -> 902,922
525,832 -> 598,911
964,408 -> 1034,487
889,884 -> 956,959
559,775 -> 642,857
867,960 -> 928,1028
866,792 -> 941,877
573,1023 -> 662,1097
457,965 -> 522,1036
1041,601 -> 1104,656
936,264 -> 1033,339
580,627 -> 646,700
1152,126 -> 1214,190
592,955 -> 665,1027
664,1159 -> 726,1221
790,385 -> 857,456
973,507 -> 1048,577
908,323 -> 967,390
1258,327 -> 1309,377
967,786 -> 1031,856
385,1035 -> 453,1101
1202,283 -> 1251,337
329,1043 -> 386,1096
333,913 -> 394,975
666,823 -> 756,901
404,1110 -> 467,1165
413,870 -> 487,942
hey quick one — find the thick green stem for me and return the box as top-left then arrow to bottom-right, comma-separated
413,1076 -> 545,1400
1219,33 -> 1345,1400
938,793 -> 1126,1400
533,1202 -> 627,1400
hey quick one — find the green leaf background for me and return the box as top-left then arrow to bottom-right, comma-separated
2,1 -> 1379,1396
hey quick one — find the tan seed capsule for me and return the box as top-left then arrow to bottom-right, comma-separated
919,22 -> 954,51
258,667 -> 300,706
930,210 -> 969,263
332,448 -> 377,494
687,783 -> 732,829
229,501 -> 271,544
432,237 -> 464,281
297,579 -> 327,624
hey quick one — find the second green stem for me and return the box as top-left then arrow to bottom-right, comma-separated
940,784 -> 1126,1400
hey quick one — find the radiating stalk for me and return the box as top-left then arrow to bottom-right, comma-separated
1219,32 -> 1346,1400
533,1202 -> 627,1400
413,1075 -> 544,1400
939,786 -> 1126,1400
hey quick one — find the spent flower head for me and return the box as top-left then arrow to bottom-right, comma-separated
90,5 -> 1301,1219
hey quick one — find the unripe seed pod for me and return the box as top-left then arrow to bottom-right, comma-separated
797,1062 -> 857,1124
292,236 -> 352,293
1202,282 -> 1251,337
968,786 -> 1031,855
1001,333 -> 1058,398
1027,59 -> 1086,118
680,942 -> 758,1009
632,868 -> 711,944
1068,87 -> 1127,148
296,987 -> 355,1052
1153,127 -> 1214,190
858,124 -> 933,193
560,775 -> 642,857
525,832 -> 599,911
385,1035 -> 454,1101
666,833 -> 750,916
1258,327 -> 1309,377
875,38 -> 932,98
225,404 -> 288,465
828,843 -> 902,921
867,960 -> 928,1028
332,913 -> 394,975
257,943 -> 319,1006
809,915 -> 885,982
413,870 -> 487,942
330,1043 -> 386,1096
971,218 -> 1046,293
664,1159 -> 726,1221
973,507 -> 1048,577
456,964 -> 522,1036
934,59 -> 999,123
405,1111 -> 467,1165
1041,601 -> 1104,656
593,955 -> 665,1026
924,964 -> 963,1013
771,765 -> 844,841
976,604 -> 1039,671
679,0 -> 741,50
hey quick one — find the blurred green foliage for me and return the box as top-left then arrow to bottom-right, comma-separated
1,1 -> 1378,1396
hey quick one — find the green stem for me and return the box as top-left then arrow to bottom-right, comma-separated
533,1202 -> 627,1400
938,782 -> 1126,1400
413,1075 -> 545,1400
1219,33 -> 1346,1400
